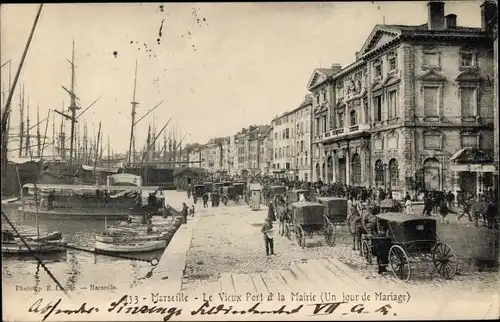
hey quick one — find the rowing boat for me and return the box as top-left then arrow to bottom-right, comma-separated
94,239 -> 167,253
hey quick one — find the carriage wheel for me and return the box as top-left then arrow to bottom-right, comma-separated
324,222 -> 336,247
285,223 -> 292,240
295,225 -> 305,248
388,245 -> 411,282
432,242 -> 458,280
361,240 -> 372,265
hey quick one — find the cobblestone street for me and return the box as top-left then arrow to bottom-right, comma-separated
182,201 -> 499,299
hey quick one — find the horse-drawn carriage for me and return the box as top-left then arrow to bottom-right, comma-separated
203,182 -> 213,193
315,197 -> 348,246
360,213 -> 458,282
192,184 -> 206,202
221,186 -> 238,205
232,182 -> 246,199
213,182 -> 224,194
287,202 -> 325,248
379,198 -> 403,213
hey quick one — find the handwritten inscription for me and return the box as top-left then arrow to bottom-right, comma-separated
29,298 -> 99,321
27,295 -> 399,321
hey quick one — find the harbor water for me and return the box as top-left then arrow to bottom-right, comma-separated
1,190 -> 188,293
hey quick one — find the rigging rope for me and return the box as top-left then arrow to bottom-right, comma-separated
1,210 -> 70,297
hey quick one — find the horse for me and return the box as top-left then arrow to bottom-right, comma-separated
349,205 -> 379,252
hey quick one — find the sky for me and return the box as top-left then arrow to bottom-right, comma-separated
0,1 -> 483,154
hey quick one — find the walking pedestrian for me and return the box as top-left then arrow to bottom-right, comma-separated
439,198 -> 449,224
261,217 -> 275,256
181,202 -> 189,224
404,198 -> 413,215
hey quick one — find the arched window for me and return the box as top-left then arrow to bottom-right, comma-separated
375,159 -> 384,186
351,153 -> 361,185
388,158 -> 399,188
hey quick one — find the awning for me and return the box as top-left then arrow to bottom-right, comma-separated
450,164 -> 496,173
450,147 -> 493,164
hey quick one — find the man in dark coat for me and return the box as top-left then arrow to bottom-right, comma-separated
261,217 -> 275,256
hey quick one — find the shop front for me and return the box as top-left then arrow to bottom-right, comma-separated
450,148 -> 495,196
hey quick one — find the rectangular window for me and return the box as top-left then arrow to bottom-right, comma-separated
301,141 -> 304,152
374,63 -> 382,77
461,53 -> 473,67
315,95 -> 320,105
388,90 -> 397,120
461,135 -> 477,148
350,110 -> 357,126
389,57 -> 397,71
322,91 -> 327,102
315,118 -> 320,135
322,115 -> 327,133
338,112 -> 344,129
423,87 -> 439,117
460,87 -> 476,117
423,53 -> 438,67
373,95 -> 383,122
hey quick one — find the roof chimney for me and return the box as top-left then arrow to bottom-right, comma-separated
445,14 -> 457,29
427,1 -> 445,30
331,63 -> 342,74
480,0 -> 497,34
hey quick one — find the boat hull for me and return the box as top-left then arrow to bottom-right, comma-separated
95,232 -> 168,243
2,241 -> 67,255
19,206 -> 129,220
94,240 -> 166,253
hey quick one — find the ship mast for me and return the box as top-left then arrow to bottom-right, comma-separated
18,86 -> 24,157
127,60 -> 139,165
93,121 -> 101,181
25,97 -> 30,157
52,110 -> 55,156
107,133 -> 110,171
67,39 -> 79,173
36,103 -> 41,157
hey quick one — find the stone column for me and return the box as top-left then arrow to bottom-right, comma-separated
477,172 -> 483,195
452,170 -> 460,199
346,148 -> 351,185
332,151 -> 337,183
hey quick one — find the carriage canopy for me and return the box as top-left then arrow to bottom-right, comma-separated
222,186 -> 237,196
286,189 -> 308,204
376,213 -> 437,244
316,196 -> 348,222
194,184 -> 205,196
290,201 -> 324,226
270,185 -> 286,195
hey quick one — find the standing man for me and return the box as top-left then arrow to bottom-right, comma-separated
181,202 -> 189,224
261,217 -> 275,256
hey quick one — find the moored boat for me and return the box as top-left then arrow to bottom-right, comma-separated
19,173 -> 165,220
1,230 -> 66,255
94,239 -> 166,253
95,231 -> 168,243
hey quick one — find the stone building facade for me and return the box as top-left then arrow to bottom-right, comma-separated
290,94 -> 313,181
307,65 -> 342,182
311,1 -> 496,197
